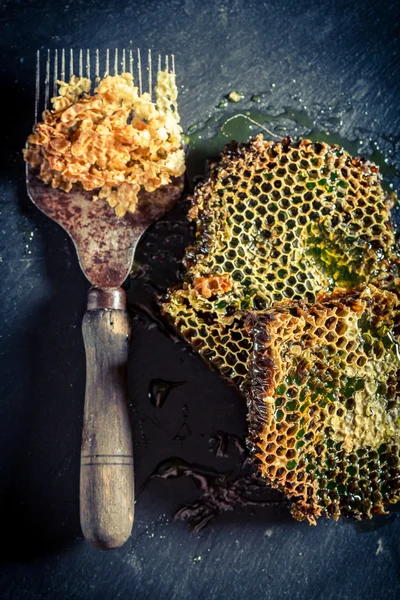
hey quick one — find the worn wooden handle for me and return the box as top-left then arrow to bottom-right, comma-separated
80,287 -> 134,550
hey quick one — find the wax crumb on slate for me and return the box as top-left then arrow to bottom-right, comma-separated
228,91 -> 242,102
193,556 -> 202,563
265,529 -> 273,538
376,539 -> 384,556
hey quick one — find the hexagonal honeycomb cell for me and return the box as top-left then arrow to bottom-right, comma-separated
163,135 -> 399,389
246,285 -> 400,523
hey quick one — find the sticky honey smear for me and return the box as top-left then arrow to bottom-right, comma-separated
246,285 -> 400,524
163,135 -> 400,389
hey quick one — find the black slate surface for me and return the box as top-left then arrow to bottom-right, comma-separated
1,1 -> 400,599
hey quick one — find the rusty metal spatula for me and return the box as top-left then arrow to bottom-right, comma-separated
26,48 -> 184,549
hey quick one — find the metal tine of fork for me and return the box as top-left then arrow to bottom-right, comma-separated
148,49 -> 152,99
86,49 -> 91,88
129,48 -> 134,77
171,53 -> 175,75
79,48 -> 83,78
44,49 -> 50,110
34,49 -> 40,124
157,53 -> 161,74
53,49 -> 58,97
61,48 -> 66,82
122,48 -> 126,73
105,48 -> 110,76
69,48 -> 74,78
114,48 -> 118,75
137,48 -> 142,95
95,48 -> 100,81
165,54 -> 169,73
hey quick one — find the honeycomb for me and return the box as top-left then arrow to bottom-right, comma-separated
163,135 -> 399,389
246,285 -> 400,523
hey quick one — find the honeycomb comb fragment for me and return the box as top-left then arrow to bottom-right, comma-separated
163,135 -> 399,388
246,285 -> 400,523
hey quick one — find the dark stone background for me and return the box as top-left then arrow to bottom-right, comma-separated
0,0 -> 399,598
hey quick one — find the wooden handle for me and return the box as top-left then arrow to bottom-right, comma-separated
80,287 -> 134,550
